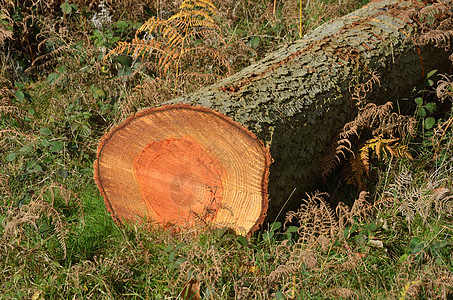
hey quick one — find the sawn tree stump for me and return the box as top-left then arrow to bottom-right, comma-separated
94,105 -> 271,235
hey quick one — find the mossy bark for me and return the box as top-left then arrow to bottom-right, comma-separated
167,0 -> 452,221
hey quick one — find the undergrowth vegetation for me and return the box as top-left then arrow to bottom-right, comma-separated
1,0 -> 452,299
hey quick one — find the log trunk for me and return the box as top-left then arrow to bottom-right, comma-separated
164,0 -> 452,222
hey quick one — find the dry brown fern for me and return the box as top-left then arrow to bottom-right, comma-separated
385,168 -> 453,230
284,191 -> 338,245
350,71 -> 381,110
323,101 -> 415,189
105,0 -> 231,88
0,8 -> 13,46
321,67 -> 417,186
336,191 -> 395,236
341,135 -> 413,190
413,2 -> 453,51
0,105 -> 35,121
2,198 -> 68,258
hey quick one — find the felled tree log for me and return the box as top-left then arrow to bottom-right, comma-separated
95,0 -> 452,233
166,0 -> 452,222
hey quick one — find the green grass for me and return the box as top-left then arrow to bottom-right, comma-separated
1,0 -> 453,299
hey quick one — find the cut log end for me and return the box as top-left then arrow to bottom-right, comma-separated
93,104 -> 271,236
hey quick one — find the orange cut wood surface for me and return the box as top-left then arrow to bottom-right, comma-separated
93,104 -> 271,235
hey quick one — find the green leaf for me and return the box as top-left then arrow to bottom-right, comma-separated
47,72 -> 61,84
417,107 -> 426,117
57,65 -> 66,73
20,145 -> 33,153
15,90 -> 25,102
424,117 -> 436,129
411,242 -> 425,255
27,162 -> 42,173
174,257 -> 187,268
40,138 -> 51,147
6,152 -> 16,162
50,140 -> 64,153
113,55 -> 132,66
115,20 -> 129,31
93,89 -> 106,99
270,222 -> 281,232
58,168 -> 68,178
426,79 -> 434,87
425,102 -> 437,113
14,82 -> 25,89
426,69 -> 437,78
398,253 -> 408,263
168,251 -> 175,262
61,2 -> 72,14
414,97 -> 423,106
174,242 -> 185,252
39,127 -> 52,136
263,230 -> 274,241
286,226 -> 299,233
78,124 -> 92,137
275,291 -> 286,299
250,36 -> 260,47
236,235 -> 249,246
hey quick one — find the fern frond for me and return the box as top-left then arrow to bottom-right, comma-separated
285,192 -> 338,245
351,71 -> 381,109
343,150 -> 367,190
0,105 -> 34,121
105,38 -> 169,62
105,0 -> 226,91
179,0 -> 218,14
336,140 -> 355,161
171,10 -> 216,25
137,16 -> 167,35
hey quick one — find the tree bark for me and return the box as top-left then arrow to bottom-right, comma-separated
163,0 -> 452,222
